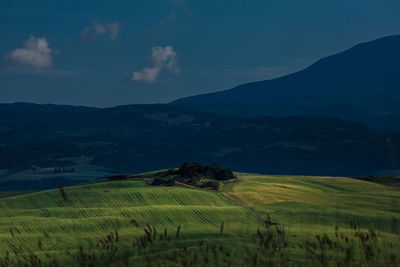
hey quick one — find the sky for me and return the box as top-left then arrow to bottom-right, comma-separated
0,0 -> 399,107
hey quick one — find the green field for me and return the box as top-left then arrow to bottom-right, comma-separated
226,174 -> 400,234
0,191 -> 35,198
0,173 -> 399,266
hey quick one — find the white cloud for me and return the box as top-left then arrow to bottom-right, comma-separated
152,46 -> 180,74
131,46 -> 180,83
132,67 -> 160,83
82,20 -> 122,41
4,36 -> 53,69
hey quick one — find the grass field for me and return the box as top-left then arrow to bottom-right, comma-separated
0,173 -> 399,265
0,191 -> 35,198
226,174 -> 400,234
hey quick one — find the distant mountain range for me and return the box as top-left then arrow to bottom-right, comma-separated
172,36 -> 400,130
1,102 -> 400,189
2,36 -> 400,189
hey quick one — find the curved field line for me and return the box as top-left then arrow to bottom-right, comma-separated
222,192 -> 265,222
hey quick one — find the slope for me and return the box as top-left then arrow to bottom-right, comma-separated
0,172 -> 399,264
172,36 -> 400,130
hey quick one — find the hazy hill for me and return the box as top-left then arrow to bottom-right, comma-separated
172,36 -> 400,130
1,103 -> 400,189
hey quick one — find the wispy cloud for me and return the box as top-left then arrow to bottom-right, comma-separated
146,0 -> 191,36
82,20 -> 122,41
131,67 -> 161,83
171,0 -> 191,16
4,36 -> 53,69
131,46 -> 180,83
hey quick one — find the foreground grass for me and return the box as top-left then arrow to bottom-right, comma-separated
0,180 -> 257,257
0,173 -> 399,265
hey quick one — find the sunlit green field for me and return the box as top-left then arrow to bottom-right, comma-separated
0,173 -> 399,265
224,174 -> 400,255
227,174 -> 400,233
0,179 -> 257,258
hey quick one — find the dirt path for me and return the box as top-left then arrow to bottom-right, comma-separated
222,191 -> 265,222
220,174 -> 266,222
175,174 -> 266,223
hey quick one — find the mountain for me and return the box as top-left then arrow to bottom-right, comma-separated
172,36 -> 400,130
1,102 -> 400,189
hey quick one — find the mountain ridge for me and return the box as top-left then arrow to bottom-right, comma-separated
172,35 -> 400,129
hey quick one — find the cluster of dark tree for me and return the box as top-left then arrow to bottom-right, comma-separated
178,162 -> 235,180
151,162 -> 235,190
53,167 -> 75,174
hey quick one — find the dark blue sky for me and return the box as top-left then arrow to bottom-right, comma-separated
1,0 -> 399,106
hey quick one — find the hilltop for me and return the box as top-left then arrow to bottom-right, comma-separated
172,36 -> 400,130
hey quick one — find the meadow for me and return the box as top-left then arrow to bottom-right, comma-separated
0,173 -> 399,266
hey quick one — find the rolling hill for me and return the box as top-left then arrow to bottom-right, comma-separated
0,171 -> 399,265
172,36 -> 400,130
1,103 -> 400,190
